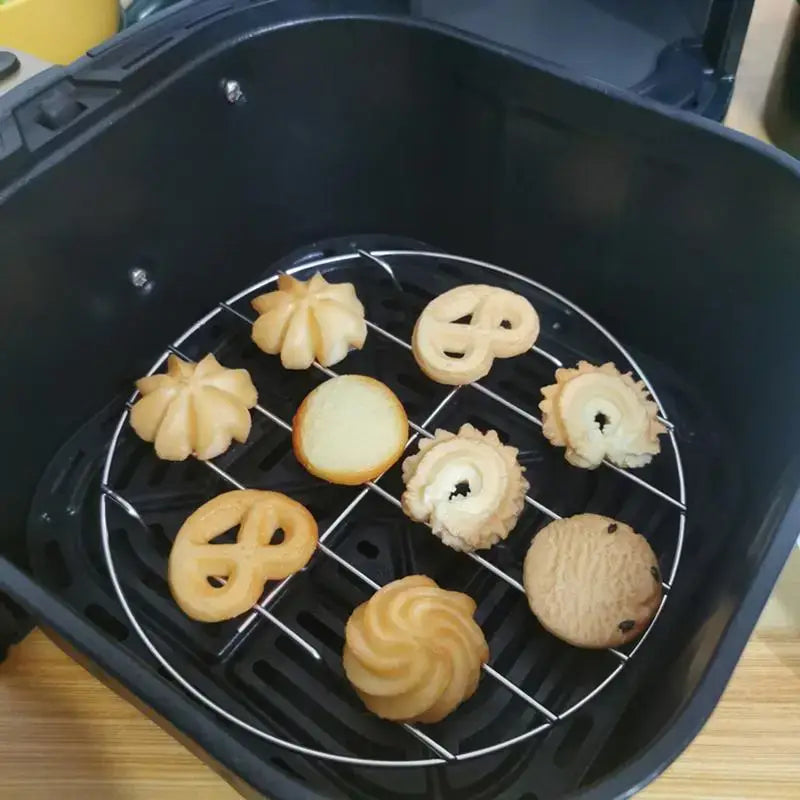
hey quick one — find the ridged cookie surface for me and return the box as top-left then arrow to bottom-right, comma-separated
343,575 -> 489,723
523,513 -> 661,648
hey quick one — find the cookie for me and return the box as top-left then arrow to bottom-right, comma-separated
292,375 -> 408,485
401,423 -> 529,552
523,514 -> 662,648
343,575 -> 489,723
251,272 -> 367,369
412,285 -> 540,385
169,490 -> 318,622
130,353 -> 258,461
539,361 -> 666,469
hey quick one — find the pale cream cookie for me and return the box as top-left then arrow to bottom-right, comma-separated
251,272 -> 367,369
130,353 -> 258,461
293,375 -> 408,485
401,423 -> 529,552
412,285 -> 540,385
539,361 -> 666,469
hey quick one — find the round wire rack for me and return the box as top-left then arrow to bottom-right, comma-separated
100,247 -> 687,767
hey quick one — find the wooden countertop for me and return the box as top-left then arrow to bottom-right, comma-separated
2,1 -> 799,798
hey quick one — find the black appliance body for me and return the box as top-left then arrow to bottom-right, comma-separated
1,2 -> 799,799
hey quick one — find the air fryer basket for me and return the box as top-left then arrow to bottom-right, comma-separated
2,3 -> 800,799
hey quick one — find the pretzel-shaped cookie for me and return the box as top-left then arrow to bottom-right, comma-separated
412,285 -> 540,384
168,490 -> 318,622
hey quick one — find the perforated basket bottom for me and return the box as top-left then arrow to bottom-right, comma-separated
26,236 -> 740,800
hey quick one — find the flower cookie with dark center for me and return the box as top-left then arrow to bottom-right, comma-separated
539,361 -> 666,469
401,423 -> 528,552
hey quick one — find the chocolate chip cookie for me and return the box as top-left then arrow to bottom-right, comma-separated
523,513 -> 662,648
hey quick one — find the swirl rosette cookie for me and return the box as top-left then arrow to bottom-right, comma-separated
401,423 -> 529,552
343,575 -> 489,723
130,353 -> 258,461
251,272 -> 367,369
539,361 -> 666,469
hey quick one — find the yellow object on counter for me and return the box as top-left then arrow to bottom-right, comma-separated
0,0 -> 119,65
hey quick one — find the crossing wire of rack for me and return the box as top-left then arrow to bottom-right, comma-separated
99,247 -> 687,767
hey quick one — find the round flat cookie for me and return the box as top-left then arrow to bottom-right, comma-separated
292,375 -> 408,485
523,513 -> 662,648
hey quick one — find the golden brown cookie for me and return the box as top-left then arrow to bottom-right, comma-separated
251,272 -> 367,369
401,423 -> 528,552
539,361 -> 666,469
412,285 -> 540,385
343,575 -> 489,723
523,513 -> 662,648
169,490 -> 318,622
130,353 -> 258,461
293,375 -> 408,485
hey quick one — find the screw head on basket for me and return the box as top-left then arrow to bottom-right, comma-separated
222,79 -> 245,104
